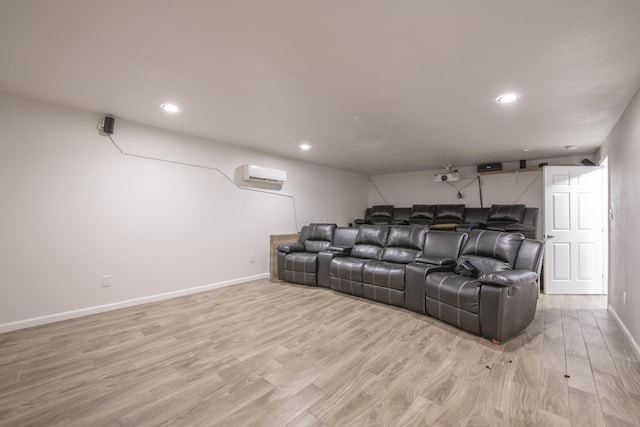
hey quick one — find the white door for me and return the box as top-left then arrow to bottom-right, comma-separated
544,166 -> 604,294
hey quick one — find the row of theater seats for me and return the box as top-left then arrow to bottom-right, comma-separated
277,223 -> 544,343
354,204 -> 538,238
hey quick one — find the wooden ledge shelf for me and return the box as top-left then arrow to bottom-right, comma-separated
479,167 -> 542,176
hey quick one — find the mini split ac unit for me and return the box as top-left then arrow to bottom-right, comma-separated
242,164 -> 287,184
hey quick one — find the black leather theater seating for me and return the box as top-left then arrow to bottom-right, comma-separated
354,204 -> 538,238
278,225 -> 543,343
277,223 -> 336,285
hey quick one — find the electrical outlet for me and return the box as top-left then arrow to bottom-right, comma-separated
623,292 -> 627,305
101,275 -> 112,288
249,255 -> 255,264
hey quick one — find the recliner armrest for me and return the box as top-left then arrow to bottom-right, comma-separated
278,242 -> 305,253
478,269 -> 538,286
326,245 -> 352,255
415,254 -> 455,266
317,251 -> 351,288
405,262 -> 455,314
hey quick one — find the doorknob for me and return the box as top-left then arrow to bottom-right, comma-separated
544,234 -> 555,239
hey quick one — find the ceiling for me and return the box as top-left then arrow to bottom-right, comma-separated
1,1 -> 639,175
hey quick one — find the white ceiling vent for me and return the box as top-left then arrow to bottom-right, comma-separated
242,164 -> 287,184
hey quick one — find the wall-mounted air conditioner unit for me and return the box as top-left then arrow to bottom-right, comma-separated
242,164 -> 287,184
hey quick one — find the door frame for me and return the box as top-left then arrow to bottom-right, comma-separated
543,165 -> 605,294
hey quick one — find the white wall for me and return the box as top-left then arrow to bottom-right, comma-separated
368,156 -> 593,239
597,85 -> 640,355
0,92 -> 368,328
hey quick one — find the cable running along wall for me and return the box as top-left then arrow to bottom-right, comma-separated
103,128 -> 299,230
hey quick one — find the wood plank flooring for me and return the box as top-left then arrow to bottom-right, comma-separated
1,280 -> 639,426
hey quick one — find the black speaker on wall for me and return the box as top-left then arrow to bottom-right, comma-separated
103,116 -> 115,135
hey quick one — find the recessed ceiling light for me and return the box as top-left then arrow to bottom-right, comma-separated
299,143 -> 312,151
564,145 -> 578,150
160,103 -> 182,113
521,148 -> 533,152
496,92 -> 521,104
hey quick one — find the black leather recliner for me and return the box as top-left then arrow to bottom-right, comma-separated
390,207 -> 411,225
503,207 -> 538,239
366,205 -> 395,225
456,205 -> 538,238
277,223 -> 337,285
353,208 -> 372,226
484,204 -> 526,232
433,204 -> 466,224
280,222 -> 543,343
360,225 -> 428,308
425,229 -> 543,342
353,205 -> 395,226
330,225 -> 389,297
456,207 -> 490,232
316,227 -> 359,288
404,231 -> 468,314
408,204 -> 437,226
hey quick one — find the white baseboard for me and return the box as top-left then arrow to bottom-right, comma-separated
0,273 -> 269,334
608,304 -> 640,361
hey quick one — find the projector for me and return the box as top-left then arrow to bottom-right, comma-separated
433,172 -> 460,183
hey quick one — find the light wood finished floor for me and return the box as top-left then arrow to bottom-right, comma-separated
1,280 -> 639,426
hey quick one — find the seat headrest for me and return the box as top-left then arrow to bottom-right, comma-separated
435,204 -> 465,221
488,204 -> 526,223
370,205 -> 394,218
461,229 -> 523,265
305,223 -> 337,241
355,225 -> 389,246
386,225 -> 427,250
410,204 -> 436,220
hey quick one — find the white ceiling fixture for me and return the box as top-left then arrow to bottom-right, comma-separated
496,92 -> 521,104
565,145 -> 578,150
298,143 -> 312,151
0,1 -> 639,175
160,103 -> 182,113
